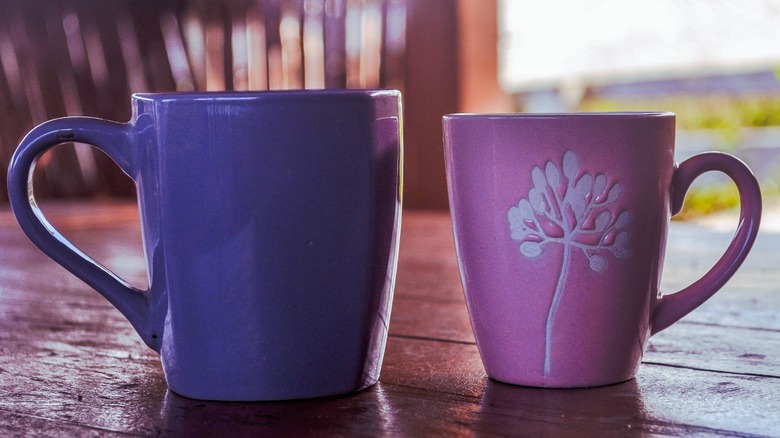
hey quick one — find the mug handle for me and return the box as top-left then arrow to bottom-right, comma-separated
7,117 -> 154,348
651,152 -> 762,335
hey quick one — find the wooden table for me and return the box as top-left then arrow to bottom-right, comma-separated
1,201 -> 778,436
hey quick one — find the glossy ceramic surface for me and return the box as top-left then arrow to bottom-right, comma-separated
443,112 -> 761,388
8,89 -> 403,401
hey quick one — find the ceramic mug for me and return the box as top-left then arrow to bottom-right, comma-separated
8,89 -> 403,401
443,112 -> 761,388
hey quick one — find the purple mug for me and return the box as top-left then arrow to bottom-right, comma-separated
443,112 -> 761,388
8,90 -> 403,400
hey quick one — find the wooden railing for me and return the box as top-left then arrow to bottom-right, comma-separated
0,0 -> 407,201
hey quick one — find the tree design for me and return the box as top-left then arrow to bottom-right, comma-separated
508,150 -> 631,376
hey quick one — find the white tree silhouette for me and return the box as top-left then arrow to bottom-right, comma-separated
508,150 -> 631,376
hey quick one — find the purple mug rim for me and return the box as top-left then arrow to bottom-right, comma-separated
133,88 -> 400,103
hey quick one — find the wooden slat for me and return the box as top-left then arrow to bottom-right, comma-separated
400,0 -> 458,210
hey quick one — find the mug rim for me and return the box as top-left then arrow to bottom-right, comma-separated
443,111 -> 675,120
133,88 -> 400,102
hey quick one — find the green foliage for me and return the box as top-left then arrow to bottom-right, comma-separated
579,95 -> 780,130
673,183 -> 741,221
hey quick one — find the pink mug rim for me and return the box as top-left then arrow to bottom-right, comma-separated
443,111 -> 675,120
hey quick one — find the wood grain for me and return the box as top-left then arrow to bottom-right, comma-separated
1,201 -> 778,436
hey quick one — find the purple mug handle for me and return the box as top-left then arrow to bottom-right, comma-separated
651,152 -> 762,335
6,117 -> 154,348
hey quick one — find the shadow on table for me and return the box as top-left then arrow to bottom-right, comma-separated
475,378 -> 653,436
157,383 -> 398,435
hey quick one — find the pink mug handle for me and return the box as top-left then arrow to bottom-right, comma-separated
651,152 -> 762,335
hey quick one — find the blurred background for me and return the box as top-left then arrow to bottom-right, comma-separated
0,0 -> 778,213
501,0 -> 780,218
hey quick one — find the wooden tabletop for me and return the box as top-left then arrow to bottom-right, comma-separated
1,201 -> 778,437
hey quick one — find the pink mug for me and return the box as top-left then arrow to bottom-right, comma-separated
443,112 -> 762,388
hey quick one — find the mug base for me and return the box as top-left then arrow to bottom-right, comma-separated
166,380 -> 379,402
487,374 -> 636,389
